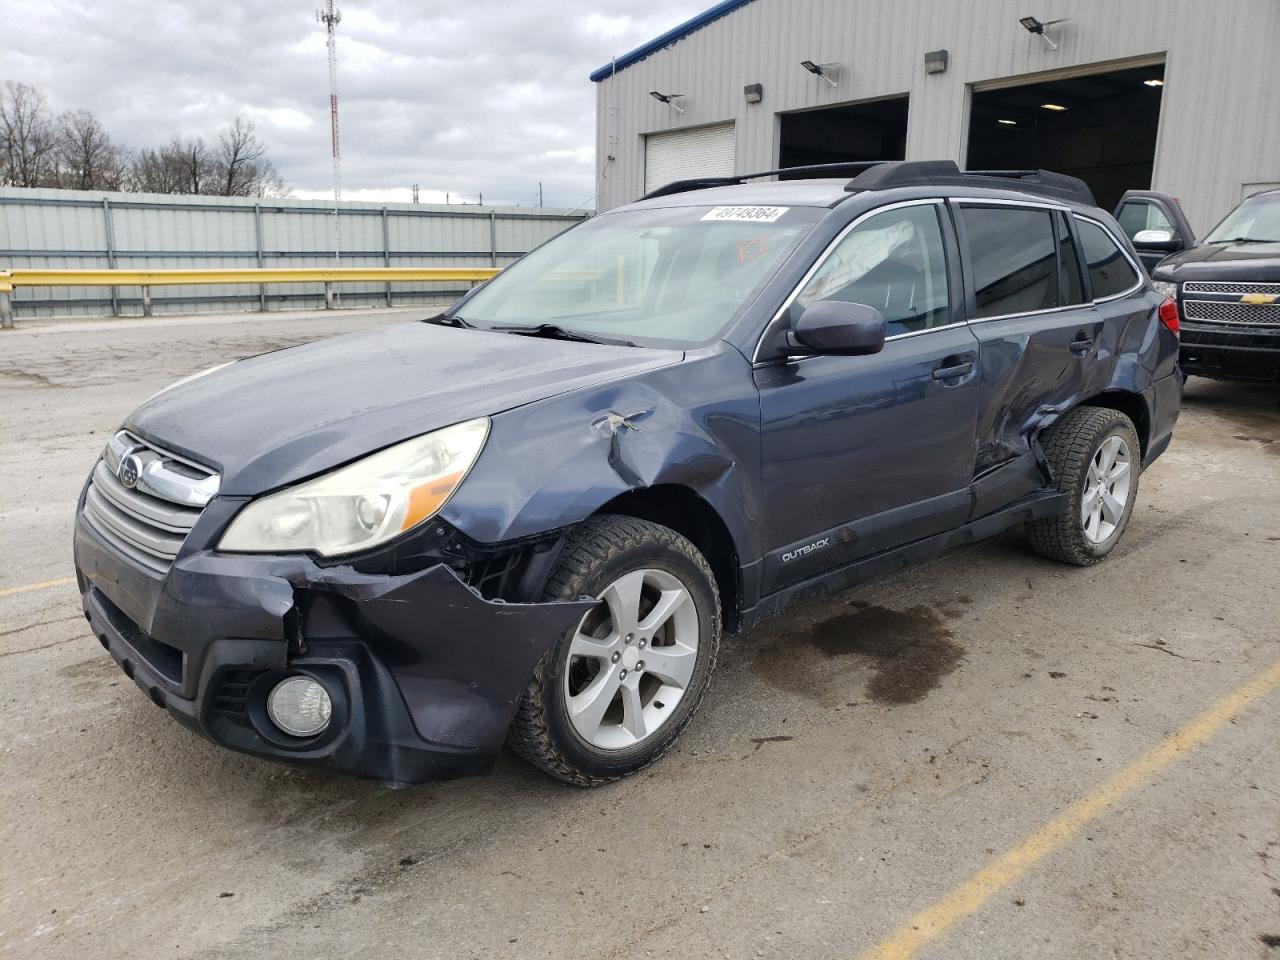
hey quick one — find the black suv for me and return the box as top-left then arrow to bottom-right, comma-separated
1119,188 -> 1280,382
74,160 -> 1181,787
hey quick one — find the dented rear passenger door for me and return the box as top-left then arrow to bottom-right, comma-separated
952,201 -> 1098,518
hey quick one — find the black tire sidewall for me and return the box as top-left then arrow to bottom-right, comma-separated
538,538 -> 718,779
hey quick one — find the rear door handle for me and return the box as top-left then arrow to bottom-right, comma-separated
1070,337 -> 1094,356
933,361 -> 974,381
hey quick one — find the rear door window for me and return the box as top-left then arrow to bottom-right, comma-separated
1075,219 -> 1140,299
959,206 -> 1059,318
1057,213 -> 1087,306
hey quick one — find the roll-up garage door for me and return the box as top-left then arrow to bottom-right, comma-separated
643,122 -> 736,194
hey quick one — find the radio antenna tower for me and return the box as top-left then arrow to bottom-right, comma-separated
317,1 -> 342,262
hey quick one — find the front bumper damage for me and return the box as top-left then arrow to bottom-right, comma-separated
74,505 -> 594,784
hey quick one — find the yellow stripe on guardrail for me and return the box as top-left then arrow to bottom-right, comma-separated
0,266 -> 503,328
1,267 -> 501,287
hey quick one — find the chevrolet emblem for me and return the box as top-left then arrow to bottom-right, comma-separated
1240,293 -> 1279,305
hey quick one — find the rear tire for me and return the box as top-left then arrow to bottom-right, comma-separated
508,515 -> 720,786
1026,406 -> 1141,566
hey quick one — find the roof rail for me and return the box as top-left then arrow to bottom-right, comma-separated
640,161 -> 888,200
845,161 -> 1096,206
640,159 -> 1096,207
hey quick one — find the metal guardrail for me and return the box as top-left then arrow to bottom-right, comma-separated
0,267 -> 502,329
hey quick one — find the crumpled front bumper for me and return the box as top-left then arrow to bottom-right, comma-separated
74,503 -> 593,784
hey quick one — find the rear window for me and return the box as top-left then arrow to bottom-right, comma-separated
1075,219 -> 1140,299
960,206 -> 1059,318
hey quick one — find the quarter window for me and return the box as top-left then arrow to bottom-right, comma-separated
1075,219 -> 1140,299
960,206 -> 1058,318
792,204 -> 951,336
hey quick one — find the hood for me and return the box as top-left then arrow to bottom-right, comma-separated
1154,241 -> 1280,283
127,321 -> 682,495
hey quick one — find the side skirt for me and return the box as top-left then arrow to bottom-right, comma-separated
737,490 -> 1067,632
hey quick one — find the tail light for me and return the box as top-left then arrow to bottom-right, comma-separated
1158,297 -> 1180,335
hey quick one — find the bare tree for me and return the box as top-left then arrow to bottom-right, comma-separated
213,116 -> 282,196
127,136 -> 208,194
171,135 -> 212,194
127,147 -> 174,193
0,81 -> 58,187
3,80 -> 288,197
255,167 -> 289,198
127,146 -> 180,194
56,108 -> 126,190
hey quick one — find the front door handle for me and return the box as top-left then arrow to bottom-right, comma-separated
1070,337 -> 1094,357
933,360 -> 974,381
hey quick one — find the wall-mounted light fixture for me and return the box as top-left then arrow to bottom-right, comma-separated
924,50 -> 949,75
743,82 -> 764,104
800,60 -> 839,89
1019,16 -> 1069,51
649,91 -> 686,114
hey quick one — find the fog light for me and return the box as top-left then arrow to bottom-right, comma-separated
266,676 -> 332,738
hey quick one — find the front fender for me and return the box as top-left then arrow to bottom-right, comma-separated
440,347 -> 763,564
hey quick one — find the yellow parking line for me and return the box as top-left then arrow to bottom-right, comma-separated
857,656 -> 1280,960
0,576 -> 76,599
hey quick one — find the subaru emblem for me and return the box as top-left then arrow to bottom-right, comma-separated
118,453 -> 143,489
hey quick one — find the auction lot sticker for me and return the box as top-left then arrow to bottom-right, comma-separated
701,206 -> 789,223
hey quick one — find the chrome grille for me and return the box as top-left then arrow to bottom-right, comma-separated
1183,281 -> 1280,296
82,431 -> 219,574
1182,299 -> 1280,327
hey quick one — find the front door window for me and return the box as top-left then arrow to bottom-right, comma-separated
790,204 -> 951,336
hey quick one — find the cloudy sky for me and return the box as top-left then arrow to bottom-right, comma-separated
4,0 -> 708,208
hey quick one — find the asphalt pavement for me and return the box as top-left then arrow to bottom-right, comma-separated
1,308 -> 1278,960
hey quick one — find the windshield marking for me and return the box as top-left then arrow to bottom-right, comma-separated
701,205 -> 789,223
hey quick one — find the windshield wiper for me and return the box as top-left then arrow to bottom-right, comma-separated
487,323 -> 635,347
423,312 -> 473,329
1209,236 -> 1280,245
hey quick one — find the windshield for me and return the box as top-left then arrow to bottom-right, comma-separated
1204,193 -> 1280,243
452,204 -> 823,347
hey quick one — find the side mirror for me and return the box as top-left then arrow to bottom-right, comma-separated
789,300 -> 886,356
1133,228 -> 1183,253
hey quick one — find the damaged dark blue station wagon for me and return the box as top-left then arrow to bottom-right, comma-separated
74,161 -> 1182,786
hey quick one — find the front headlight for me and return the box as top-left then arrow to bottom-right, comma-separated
1152,280 -> 1178,300
218,418 -> 489,556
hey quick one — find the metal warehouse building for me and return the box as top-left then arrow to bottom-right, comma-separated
591,0 -> 1280,232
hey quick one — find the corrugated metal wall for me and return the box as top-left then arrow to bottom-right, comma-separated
594,0 -> 1280,232
0,188 -> 589,317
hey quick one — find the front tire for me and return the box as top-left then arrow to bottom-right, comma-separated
1026,406 -> 1142,566
508,516 -> 720,786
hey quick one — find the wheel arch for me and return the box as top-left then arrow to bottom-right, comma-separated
1074,390 -> 1151,460
592,485 -> 741,632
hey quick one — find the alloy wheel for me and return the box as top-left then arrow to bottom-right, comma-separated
1081,435 -> 1132,544
563,568 -> 699,751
